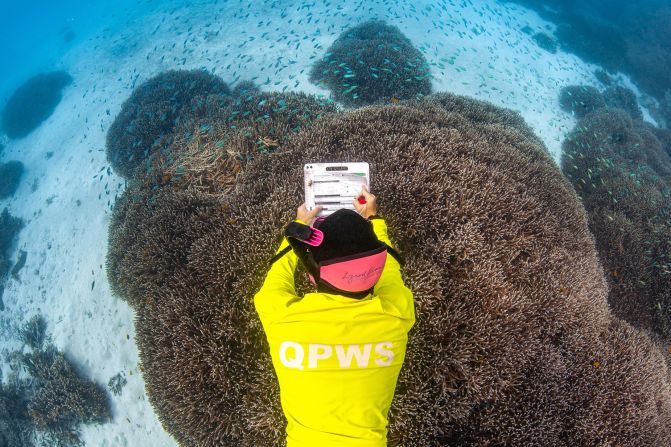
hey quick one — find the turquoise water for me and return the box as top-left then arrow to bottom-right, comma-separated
0,1 -> 165,99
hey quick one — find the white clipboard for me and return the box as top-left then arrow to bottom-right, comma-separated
305,162 -> 370,217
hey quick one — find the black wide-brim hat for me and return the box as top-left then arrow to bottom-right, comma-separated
287,208 -> 386,295
267,208 -> 404,297
309,208 -> 382,263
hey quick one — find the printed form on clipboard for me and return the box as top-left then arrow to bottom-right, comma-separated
305,162 -> 370,217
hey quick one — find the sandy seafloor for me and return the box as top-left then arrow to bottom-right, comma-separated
0,0 -> 660,445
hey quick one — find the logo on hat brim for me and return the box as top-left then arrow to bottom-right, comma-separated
311,246 -> 387,293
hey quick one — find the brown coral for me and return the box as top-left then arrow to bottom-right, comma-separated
111,93 -> 671,446
106,69 -> 230,179
558,85 -> 606,118
19,346 -> 111,446
603,86 -> 643,120
143,91 -> 337,196
651,126 -> 671,158
106,186 -> 225,309
0,207 -> 24,307
0,380 -> 32,447
27,352 -> 110,428
138,90 -> 335,195
309,20 -> 431,107
562,108 -> 671,343
107,92 -> 336,308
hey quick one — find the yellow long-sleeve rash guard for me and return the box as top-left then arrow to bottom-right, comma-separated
253,217 -> 416,447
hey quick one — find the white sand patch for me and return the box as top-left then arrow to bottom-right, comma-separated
0,0 -> 662,445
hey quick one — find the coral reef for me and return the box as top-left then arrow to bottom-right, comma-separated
2,318 -> 111,447
558,85 -> 606,118
1,71 -> 73,139
554,14 -> 627,72
25,349 -> 111,439
19,314 -> 48,350
449,317 -> 671,445
231,80 -> 260,97
16,343 -> 111,446
107,372 -> 127,397
0,381 -> 32,447
594,69 -> 614,87
111,92 -> 671,445
107,91 -> 336,307
651,126 -> 671,158
532,32 -> 557,53
309,20 -> 431,107
106,69 -> 230,179
603,86 -> 643,120
558,84 -> 644,124
0,207 -> 24,281
561,108 -> 671,343
512,1 -> 671,99
0,161 -> 24,199
107,187 -> 223,309
146,91 -> 337,194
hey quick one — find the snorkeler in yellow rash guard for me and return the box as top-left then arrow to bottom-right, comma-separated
254,185 -> 415,447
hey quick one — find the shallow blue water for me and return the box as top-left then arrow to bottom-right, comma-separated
0,0 -> 169,100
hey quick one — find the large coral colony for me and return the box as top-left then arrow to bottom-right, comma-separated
0,15 -> 670,447
99,19 -> 671,447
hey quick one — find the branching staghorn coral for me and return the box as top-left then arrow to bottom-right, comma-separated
603,86 -> 643,120
106,69 -> 230,179
106,186 -> 225,309
309,20 -> 431,107
106,91 -> 336,308
651,126 -> 671,157
145,91 -> 337,196
562,108 -> 671,344
158,123 -> 243,196
231,80 -> 260,97
558,85 -> 606,118
0,324 -> 112,447
25,348 -> 111,444
0,380 -> 32,447
109,92 -> 671,446
19,314 -> 48,350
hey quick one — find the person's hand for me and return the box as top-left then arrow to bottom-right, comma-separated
352,185 -> 378,219
296,203 -> 322,226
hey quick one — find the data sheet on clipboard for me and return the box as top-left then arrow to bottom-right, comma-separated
305,163 -> 370,217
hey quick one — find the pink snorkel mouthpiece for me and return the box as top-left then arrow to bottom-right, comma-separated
303,227 -> 324,246
295,216 -> 324,246
319,248 -> 387,293
286,221 -> 324,247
